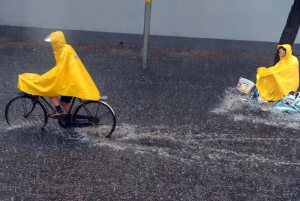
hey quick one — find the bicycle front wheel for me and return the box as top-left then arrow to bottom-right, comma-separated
73,101 -> 116,138
5,96 -> 48,129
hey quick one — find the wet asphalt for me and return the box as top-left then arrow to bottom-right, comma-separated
1,38 -> 300,200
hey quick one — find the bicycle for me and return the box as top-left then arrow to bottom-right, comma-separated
5,92 -> 116,138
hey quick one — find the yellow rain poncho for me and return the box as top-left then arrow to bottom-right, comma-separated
18,31 -> 100,100
256,44 -> 299,101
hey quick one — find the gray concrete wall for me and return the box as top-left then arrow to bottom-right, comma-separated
0,0 -> 298,43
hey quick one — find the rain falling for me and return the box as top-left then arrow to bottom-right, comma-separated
1,0 -> 300,200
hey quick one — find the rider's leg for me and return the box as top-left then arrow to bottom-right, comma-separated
49,96 -> 59,106
60,96 -> 73,114
61,101 -> 72,114
49,96 -> 64,114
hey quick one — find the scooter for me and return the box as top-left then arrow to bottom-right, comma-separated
237,77 -> 300,113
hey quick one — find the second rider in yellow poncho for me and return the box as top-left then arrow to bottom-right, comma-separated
256,44 -> 299,105
18,31 -> 101,116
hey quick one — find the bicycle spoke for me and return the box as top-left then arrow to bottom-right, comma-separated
82,104 -> 93,116
95,103 -> 100,117
98,111 -> 112,119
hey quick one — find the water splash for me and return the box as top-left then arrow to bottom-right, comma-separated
3,119 -> 300,167
212,87 -> 300,130
212,87 -> 259,113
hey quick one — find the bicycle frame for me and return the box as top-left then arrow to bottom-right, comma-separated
38,96 -> 78,116
39,95 -> 104,128
23,93 -> 89,124
40,96 -> 85,115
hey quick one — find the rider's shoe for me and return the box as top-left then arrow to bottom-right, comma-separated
50,105 -> 65,118
50,111 -> 65,118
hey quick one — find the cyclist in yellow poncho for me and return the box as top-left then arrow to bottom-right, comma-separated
256,44 -> 299,104
18,31 -> 101,116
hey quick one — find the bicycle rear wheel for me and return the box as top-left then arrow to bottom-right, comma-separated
73,101 -> 116,137
5,96 -> 48,129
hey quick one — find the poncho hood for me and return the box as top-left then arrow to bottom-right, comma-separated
50,31 -> 66,53
278,44 -> 292,61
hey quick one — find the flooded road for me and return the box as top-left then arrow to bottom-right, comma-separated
1,37 -> 300,200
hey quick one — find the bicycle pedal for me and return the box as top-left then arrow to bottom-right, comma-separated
49,115 -> 59,119
49,112 -> 65,119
